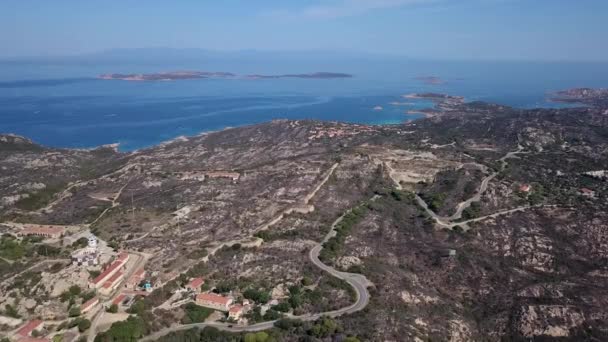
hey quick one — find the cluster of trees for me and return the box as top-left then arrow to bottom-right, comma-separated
0,234 -> 28,260
319,203 -> 369,263
94,316 -> 147,342
273,317 -> 360,341
243,288 -> 271,304
14,182 -> 65,211
420,192 -> 447,212
461,202 -> 481,220
181,303 -> 214,324
156,317 -> 362,342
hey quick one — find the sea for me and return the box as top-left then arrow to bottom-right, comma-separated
1,59 -> 607,151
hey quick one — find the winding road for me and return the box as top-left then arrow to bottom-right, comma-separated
141,196 -> 374,341
411,147 -> 539,230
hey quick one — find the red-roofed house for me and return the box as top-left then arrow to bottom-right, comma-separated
228,305 -> 244,320
89,253 -> 129,289
580,188 -> 596,198
17,338 -> 51,342
81,297 -> 99,314
519,184 -> 531,193
196,293 -> 233,311
185,277 -> 205,293
19,225 -> 64,239
112,294 -> 127,306
100,271 -> 124,296
16,320 -> 44,337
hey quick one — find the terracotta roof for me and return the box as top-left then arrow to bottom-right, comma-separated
21,226 -> 64,236
187,277 -> 205,289
81,297 -> 99,310
581,188 -> 595,194
16,320 -> 44,337
229,305 -> 243,313
92,257 -> 126,285
197,293 -> 231,305
117,252 -> 129,262
112,294 -> 127,305
17,338 -> 51,342
103,271 -> 124,289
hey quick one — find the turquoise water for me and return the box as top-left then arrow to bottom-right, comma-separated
1,59 -> 607,150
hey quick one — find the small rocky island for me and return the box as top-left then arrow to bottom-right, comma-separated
99,71 -> 353,81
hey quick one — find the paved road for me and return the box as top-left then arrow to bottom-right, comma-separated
141,196 -> 374,341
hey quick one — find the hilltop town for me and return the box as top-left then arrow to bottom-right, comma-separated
1,88 -> 608,341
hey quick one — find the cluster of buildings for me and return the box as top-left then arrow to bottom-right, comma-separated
17,225 -> 65,240
176,171 -> 240,182
89,252 -> 129,296
186,277 -> 249,321
71,235 -> 100,266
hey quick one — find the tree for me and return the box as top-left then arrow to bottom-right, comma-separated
68,306 -> 81,317
244,331 -> 270,342
68,285 -> 82,296
78,319 -> 91,332
107,304 -> 118,313
94,316 -> 146,342
301,276 -> 313,286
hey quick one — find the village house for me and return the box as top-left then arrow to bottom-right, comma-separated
580,188 -> 596,198
196,293 -> 233,311
205,171 -> 240,182
16,320 -> 44,338
89,252 -> 129,289
80,297 -> 99,314
519,184 -> 531,193
228,305 -> 244,320
112,294 -> 127,307
99,271 -> 124,296
17,338 -> 51,342
18,225 -> 64,239
185,277 -> 205,293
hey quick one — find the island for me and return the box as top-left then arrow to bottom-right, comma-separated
99,71 -> 353,81
414,76 -> 445,85
550,88 -> 608,107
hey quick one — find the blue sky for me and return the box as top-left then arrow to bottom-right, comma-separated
2,0 -> 607,61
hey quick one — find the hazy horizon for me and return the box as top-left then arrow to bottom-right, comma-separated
2,1 -> 608,62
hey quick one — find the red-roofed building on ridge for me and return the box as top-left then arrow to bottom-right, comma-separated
519,184 -> 531,193
100,271 -> 124,296
81,297 -> 99,314
112,293 -> 127,306
580,188 -> 596,198
16,320 -> 44,337
89,252 -> 129,289
18,225 -> 64,239
17,337 -> 51,342
186,277 -> 205,293
228,305 -> 244,320
196,293 -> 233,311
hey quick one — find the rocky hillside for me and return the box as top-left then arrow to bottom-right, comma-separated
1,90 -> 608,341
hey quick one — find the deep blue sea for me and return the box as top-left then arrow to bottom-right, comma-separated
1,59 -> 607,151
